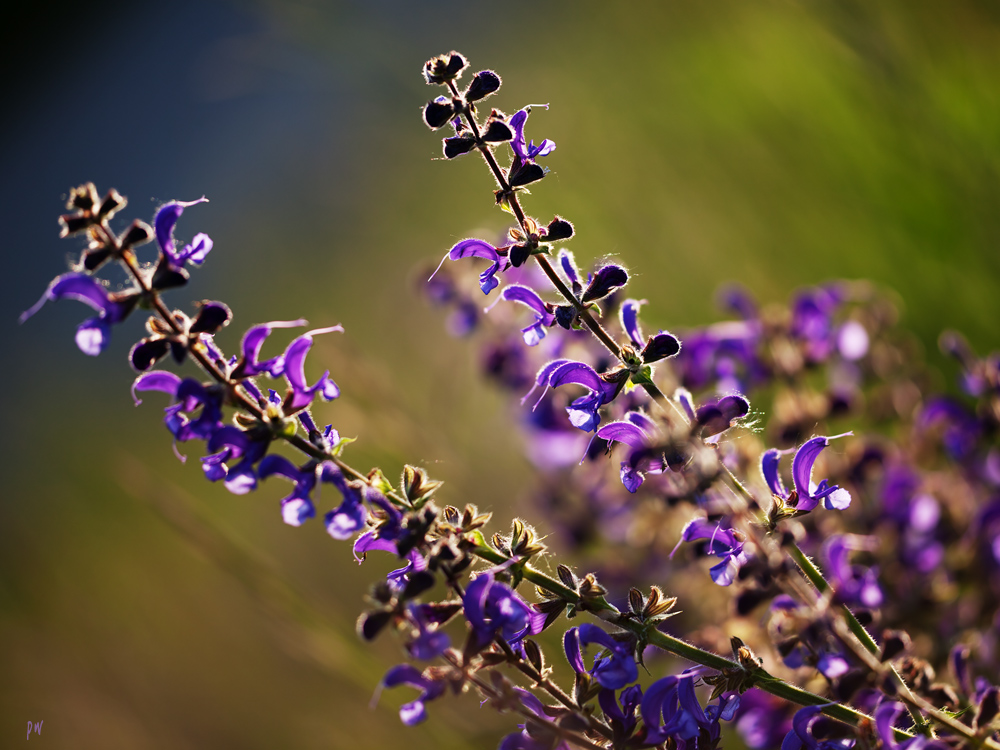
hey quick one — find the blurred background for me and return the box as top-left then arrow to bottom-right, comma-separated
2,1 -> 999,747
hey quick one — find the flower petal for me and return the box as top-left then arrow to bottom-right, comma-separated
619,299 -> 645,347
131,370 -> 182,405
154,197 -> 208,264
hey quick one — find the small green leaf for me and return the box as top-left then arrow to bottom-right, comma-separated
629,365 -> 654,386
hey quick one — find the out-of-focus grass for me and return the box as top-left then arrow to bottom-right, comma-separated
2,1 -> 999,747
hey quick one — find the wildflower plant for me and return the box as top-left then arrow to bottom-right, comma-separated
20,50 -> 1000,750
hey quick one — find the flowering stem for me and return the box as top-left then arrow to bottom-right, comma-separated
467,542 -> 915,742
446,81 -> 626,364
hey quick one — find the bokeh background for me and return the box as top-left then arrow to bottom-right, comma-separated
3,1 -> 999,747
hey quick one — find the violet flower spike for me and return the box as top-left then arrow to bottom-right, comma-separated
154,197 -> 213,268
761,433 -> 853,513
20,272 -> 137,356
641,670 -> 739,746
498,284 -> 556,346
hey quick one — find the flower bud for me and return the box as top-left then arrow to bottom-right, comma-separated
641,332 -> 680,363
464,70 -> 501,102
581,264 -> 628,304
544,216 -> 574,241
422,51 -> 468,85
119,219 -> 152,249
481,118 -> 513,143
508,162 -> 545,187
98,188 -> 126,219
443,135 -> 476,159
423,97 -> 455,129
68,182 -> 99,211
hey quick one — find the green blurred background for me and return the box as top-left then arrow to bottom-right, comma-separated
3,1 -> 999,747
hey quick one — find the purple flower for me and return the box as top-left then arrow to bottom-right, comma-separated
154,198 -> 213,268
202,424 -> 269,495
132,373 -> 226,446
498,688 -> 571,750
232,319 -> 308,379
768,597 -> 849,676
351,489 -> 431,591
323,464 -> 368,540
258,454 -> 318,526
674,320 -> 764,393
545,360 -> 626,432
379,664 -> 446,726
272,325 -> 343,413
733,689 -> 793,749
462,573 -> 544,651
761,434 -> 852,513
498,284 -> 556,346
620,299 -> 646,348
640,670 -> 739,746
791,286 -> 842,363
429,238 -> 508,295
694,393 -> 750,440
564,623 -> 638,689
581,264 -> 628,304
822,535 -> 883,609
131,370 -> 183,406
20,273 -> 138,355
558,249 -> 583,296
780,705 -> 855,749
917,397 -> 981,461
509,107 -> 556,163
596,411 -> 661,493
599,684 -> 643,739
874,702 -> 951,749
405,604 -> 450,661
674,518 -> 749,586
618,298 -> 681,364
